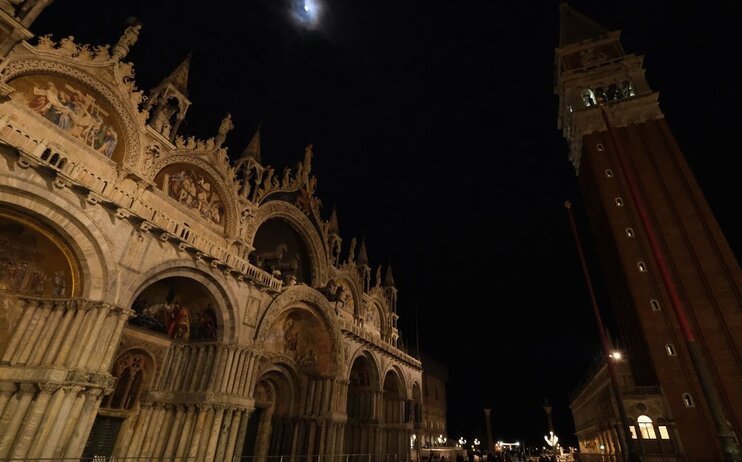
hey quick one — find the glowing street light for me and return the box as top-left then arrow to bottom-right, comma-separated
544,431 -> 558,448
609,350 -> 623,360
458,437 -> 467,447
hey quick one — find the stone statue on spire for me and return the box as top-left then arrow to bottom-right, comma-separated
215,113 -> 234,148
112,20 -> 142,61
302,143 -> 313,182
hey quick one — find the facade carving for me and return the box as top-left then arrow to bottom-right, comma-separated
0,9 -> 423,462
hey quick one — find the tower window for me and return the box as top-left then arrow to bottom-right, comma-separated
637,415 -> 657,439
597,143 -> 605,152
625,227 -> 635,238
581,89 -> 597,107
658,426 -> 670,440
629,426 -> 638,439
615,197 -> 624,207
605,168 -> 613,177
650,299 -> 661,311
665,344 -> 677,357
637,261 -> 647,272
682,393 -> 695,408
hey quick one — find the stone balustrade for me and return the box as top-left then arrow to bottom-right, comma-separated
0,114 -> 282,291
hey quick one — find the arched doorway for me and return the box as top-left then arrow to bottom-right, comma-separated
246,305 -> 338,462
382,370 -> 407,461
243,369 -> 296,461
345,353 -> 380,460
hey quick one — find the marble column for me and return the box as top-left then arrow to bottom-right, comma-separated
204,406 -> 226,461
8,383 -> 58,459
63,388 -> 103,459
0,384 -> 35,458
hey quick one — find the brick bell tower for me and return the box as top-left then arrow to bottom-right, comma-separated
555,5 -> 742,461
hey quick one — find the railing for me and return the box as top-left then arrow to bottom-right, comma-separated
0,114 -> 282,291
621,386 -> 661,398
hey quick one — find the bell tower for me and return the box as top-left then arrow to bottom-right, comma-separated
556,5 -> 742,461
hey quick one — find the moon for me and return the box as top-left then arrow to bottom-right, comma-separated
292,0 -> 322,29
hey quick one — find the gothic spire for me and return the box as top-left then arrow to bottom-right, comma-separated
559,4 -> 609,47
239,125 -> 262,164
357,238 -> 369,266
384,264 -> 395,288
166,54 -> 191,95
328,206 -> 339,235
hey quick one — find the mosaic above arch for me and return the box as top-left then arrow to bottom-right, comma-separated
129,276 -> 221,342
0,210 -> 80,297
8,73 -> 125,163
154,164 -> 226,227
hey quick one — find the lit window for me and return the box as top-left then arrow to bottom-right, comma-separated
658,426 -> 670,440
650,299 -> 661,311
638,415 -> 657,439
682,393 -> 695,408
625,227 -> 634,238
637,261 -> 647,272
597,143 -> 605,152
605,169 -> 613,177
629,426 -> 638,439
615,197 -> 624,207
665,344 -> 677,357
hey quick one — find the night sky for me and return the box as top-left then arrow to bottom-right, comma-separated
34,0 -> 740,448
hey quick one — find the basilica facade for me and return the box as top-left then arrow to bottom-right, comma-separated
0,4 -> 423,461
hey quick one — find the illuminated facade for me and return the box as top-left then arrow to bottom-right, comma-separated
0,5 -> 423,461
557,5 -> 742,462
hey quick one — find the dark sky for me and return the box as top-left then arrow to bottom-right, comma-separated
34,0 -> 740,448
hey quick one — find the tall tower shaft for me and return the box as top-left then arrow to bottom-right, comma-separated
555,6 -> 742,461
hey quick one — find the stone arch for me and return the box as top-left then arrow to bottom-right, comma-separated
381,368 -> 407,459
411,381 -> 423,426
246,201 -> 329,287
347,348 -> 382,388
120,261 -> 238,343
1,59 -> 142,168
244,364 -> 299,460
0,174 -> 118,301
344,350 -> 383,457
254,285 -> 343,376
150,156 -> 238,236
332,273 -> 362,319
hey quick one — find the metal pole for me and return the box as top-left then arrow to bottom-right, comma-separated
564,200 -> 638,462
598,103 -> 741,461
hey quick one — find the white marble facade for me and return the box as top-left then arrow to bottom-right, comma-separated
0,7 -> 423,461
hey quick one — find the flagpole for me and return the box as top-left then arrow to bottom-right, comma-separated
598,103 -> 741,461
564,200 -> 637,462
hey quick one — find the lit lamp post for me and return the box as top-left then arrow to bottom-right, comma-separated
544,431 -> 559,456
458,437 -> 467,448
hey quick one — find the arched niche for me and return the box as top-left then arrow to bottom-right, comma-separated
154,164 -> 226,229
0,209 -> 81,297
9,73 -> 126,163
128,276 -> 222,342
261,308 -> 333,375
250,218 -> 312,286
243,367 -> 297,460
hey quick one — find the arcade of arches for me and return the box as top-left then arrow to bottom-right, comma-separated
0,8 -> 425,462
